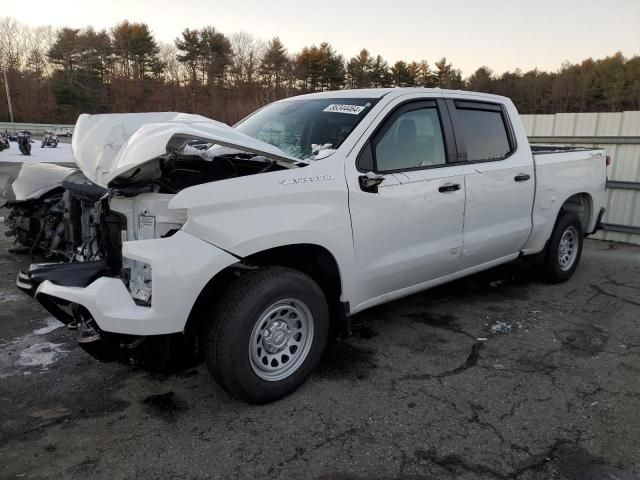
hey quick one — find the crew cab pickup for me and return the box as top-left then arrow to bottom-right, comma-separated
18,89 -> 607,403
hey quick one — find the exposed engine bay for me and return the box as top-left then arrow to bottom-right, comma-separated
109,147 -> 289,192
4,191 -> 67,256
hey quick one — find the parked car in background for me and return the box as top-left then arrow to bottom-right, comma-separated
12,88 -> 608,403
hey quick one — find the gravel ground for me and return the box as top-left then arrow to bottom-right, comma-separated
1,162 -> 640,479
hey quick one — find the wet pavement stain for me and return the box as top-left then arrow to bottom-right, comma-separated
405,312 -> 458,328
351,323 -> 378,339
552,443 -> 640,480
315,341 -> 377,381
556,327 -> 609,357
401,341 -> 483,381
141,391 -> 185,421
413,447 -> 504,478
66,456 -> 99,476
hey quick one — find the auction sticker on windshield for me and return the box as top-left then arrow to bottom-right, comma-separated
323,104 -> 366,115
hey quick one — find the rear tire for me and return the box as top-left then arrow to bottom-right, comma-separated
542,211 -> 583,283
205,266 -> 329,403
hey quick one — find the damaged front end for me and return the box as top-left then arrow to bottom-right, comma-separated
20,112 -> 304,360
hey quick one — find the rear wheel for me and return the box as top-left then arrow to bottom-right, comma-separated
542,211 -> 583,283
205,266 -> 329,403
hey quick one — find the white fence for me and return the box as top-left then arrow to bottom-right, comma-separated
0,122 -> 75,136
522,111 -> 640,245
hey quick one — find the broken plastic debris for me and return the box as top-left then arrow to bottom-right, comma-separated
476,337 -> 488,341
489,321 -> 512,334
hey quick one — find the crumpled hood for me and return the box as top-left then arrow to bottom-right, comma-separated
72,112 -> 301,188
2,163 -> 76,202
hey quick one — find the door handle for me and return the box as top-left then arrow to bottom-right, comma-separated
514,173 -> 531,182
438,182 -> 461,193
358,172 -> 385,193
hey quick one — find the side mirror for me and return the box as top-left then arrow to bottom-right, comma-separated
358,172 -> 385,194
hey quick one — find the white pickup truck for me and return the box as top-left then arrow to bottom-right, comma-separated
17,88 -> 607,403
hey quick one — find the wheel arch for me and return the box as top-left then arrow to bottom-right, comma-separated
556,191 -> 594,234
184,243 -> 349,345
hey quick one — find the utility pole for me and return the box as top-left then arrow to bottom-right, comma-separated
3,69 -> 14,127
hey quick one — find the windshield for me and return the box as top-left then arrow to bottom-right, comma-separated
234,98 -> 378,160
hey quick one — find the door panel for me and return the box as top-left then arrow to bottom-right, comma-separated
348,170 -> 465,305
461,164 -> 534,269
345,95 -> 465,309
445,99 -> 535,270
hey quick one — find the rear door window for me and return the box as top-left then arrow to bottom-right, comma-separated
452,102 -> 514,161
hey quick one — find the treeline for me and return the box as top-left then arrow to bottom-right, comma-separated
1,16 -> 639,125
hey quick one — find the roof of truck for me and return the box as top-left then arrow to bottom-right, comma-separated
289,88 -> 510,103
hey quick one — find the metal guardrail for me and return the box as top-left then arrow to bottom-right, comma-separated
601,223 -> 640,235
606,180 -> 640,191
530,135 -> 640,237
0,122 -> 75,136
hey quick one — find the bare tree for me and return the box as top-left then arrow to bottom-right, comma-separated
229,32 -> 264,87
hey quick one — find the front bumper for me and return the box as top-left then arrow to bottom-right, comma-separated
31,230 -> 239,336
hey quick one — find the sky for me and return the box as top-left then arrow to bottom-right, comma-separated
6,0 -> 640,76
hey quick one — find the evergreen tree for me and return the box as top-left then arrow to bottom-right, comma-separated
260,37 -> 290,98
370,55 -> 391,87
346,49 -> 373,88
391,61 -> 412,87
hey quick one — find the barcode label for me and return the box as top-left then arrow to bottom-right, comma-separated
323,104 -> 366,115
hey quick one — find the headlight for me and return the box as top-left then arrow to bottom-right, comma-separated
123,257 -> 152,305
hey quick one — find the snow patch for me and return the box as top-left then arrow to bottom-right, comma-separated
34,317 -> 64,335
16,342 -> 68,368
0,291 -> 24,303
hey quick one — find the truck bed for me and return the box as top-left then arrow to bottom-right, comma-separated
530,144 -> 596,155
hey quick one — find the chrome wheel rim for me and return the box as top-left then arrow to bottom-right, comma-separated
249,298 -> 314,382
558,225 -> 579,271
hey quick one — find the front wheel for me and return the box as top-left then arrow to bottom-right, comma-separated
542,211 -> 584,283
205,266 -> 329,403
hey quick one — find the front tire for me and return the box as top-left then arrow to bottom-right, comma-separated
542,211 -> 583,283
205,266 -> 329,403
